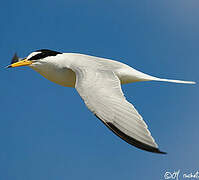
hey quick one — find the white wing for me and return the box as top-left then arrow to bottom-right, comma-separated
72,67 -> 166,154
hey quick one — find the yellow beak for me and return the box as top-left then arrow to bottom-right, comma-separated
8,59 -> 32,68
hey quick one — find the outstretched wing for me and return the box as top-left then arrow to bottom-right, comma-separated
73,68 -> 166,154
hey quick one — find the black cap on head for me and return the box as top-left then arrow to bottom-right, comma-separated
29,49 -> 62,60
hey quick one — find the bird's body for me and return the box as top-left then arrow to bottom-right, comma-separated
30,53 -> 149,87
8,49 -> 195,154
30,53 -> 193,87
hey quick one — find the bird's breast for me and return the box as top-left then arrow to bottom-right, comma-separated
31,64 -> 76,87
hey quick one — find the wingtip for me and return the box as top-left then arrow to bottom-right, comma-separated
11,52 -> 19,64
98,119 -> 168,155
154,149 -> 167,154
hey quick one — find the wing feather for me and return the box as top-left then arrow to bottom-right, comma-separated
72,67 -> 166,154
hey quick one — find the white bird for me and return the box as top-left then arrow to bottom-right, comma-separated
8,49 -> 195,154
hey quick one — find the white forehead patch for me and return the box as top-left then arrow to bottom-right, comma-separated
27,52 -> 41,60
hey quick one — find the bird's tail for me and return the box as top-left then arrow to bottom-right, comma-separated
151,77 -> 196,84
121,67 -> 196,84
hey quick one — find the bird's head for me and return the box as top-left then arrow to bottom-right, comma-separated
7,49 -> 76,87
7,49 -> 62,68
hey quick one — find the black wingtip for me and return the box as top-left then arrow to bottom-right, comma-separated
107,121 -> 167,155
153,149 -> 167,155
11,53 -> 19,64
94,114 -> 167,155
5,53 -> 19,69
106,121 -> 167,155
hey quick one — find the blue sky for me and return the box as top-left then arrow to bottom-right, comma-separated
0,0 -> 198,179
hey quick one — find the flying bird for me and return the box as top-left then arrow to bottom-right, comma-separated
7,49 -> 195,154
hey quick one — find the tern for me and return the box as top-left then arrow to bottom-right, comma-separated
7,49 -> 195,154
